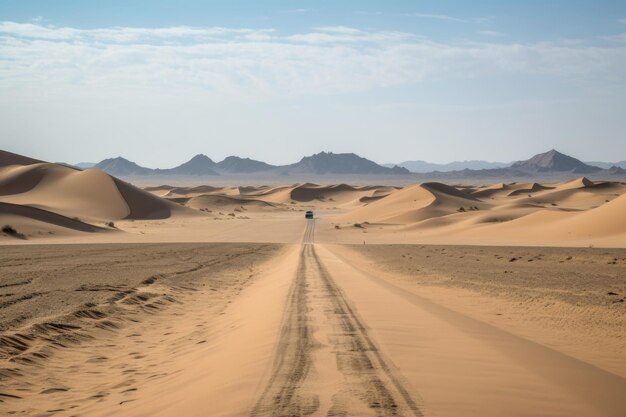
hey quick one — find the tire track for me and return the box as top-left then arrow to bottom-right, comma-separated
252,220 -> 422,416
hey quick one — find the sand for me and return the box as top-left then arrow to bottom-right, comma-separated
1,152 -> 626,416
0,243 -> 285,416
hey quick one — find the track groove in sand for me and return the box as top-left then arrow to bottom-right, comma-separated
252,220 -> 422,417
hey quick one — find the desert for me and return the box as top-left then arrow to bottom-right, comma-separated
2,2 -> 626,415
1,149 -> 625,417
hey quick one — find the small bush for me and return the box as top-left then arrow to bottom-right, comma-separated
353,223 -> 364,228
2,225 -> 16,234
457,207 -> 466,212
2,225 -> 26,239
334,225 -> 340,229
106,221 -> 116,228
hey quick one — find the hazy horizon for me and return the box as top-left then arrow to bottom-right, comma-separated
1,0 -> 625,166
63,149 -> 623,169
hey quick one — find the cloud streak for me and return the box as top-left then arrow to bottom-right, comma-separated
0,22 -> 625,101
408,13 -> 494,24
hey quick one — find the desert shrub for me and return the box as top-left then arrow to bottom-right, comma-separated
353,223 -> 364,228
2,225 -> 17,235
457,207 -> 466,212
2,225 -> 26,239
106,221 -> 116,228
334,225 -> 340,229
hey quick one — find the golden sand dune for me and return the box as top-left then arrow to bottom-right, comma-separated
183,194 -> 281,211
0,154 -> 192,239
0,149 -> 41,168
0,201 -> 107,236
2,150 -> 626,246
0,163 -> 185,222
341,182 -> 487,224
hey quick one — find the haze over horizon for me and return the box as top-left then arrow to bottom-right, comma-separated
1,0 -> 625,166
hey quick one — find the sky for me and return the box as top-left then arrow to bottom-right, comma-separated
1,0 -> 625,167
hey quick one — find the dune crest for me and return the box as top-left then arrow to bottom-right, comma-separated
0,157 -> 191,239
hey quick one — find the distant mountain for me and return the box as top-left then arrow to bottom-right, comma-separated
385,160 -> 510,173
75,162 -> 96,169
94,157 -> 152,176
286,152 -> 410,175
585,160 -> 626,169
216,156 -> 274,173
84,149 -> 623,179
511,149 -> 602,173
608,166 -> 626,175
156,154 -> 218,176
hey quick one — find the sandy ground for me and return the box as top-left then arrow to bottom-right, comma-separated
1,223 -> 625,416
0,243 -> 285,416
1,154 -> 626,416
331,244 -> 626,378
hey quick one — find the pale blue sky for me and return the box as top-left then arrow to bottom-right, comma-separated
1,1 -> 625,166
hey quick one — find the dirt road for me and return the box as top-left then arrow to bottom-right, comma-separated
251,219 -> 626,417
251,219 -> 422,416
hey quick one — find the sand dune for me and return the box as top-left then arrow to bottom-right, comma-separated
0,157 -> 194,240
3,157 -> 626,246
340,182 -> 487,224
184,194 -> 281,211
0,163 -> 185,222
0,202 -> 107,237
0,149 -> 42,168
546,192 -> 626,237
506,182 -> 553,196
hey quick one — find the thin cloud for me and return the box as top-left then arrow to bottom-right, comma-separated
0,22 -> 624,100
315,26 -> 363,34
0,21 -> 270,43
408,13 -> 494,24
289,26 -> 414,44
619,18 -> 626,24
410,13 -> 465,22
281,8 -> 314,14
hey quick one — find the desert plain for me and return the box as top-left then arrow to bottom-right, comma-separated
1,150 -> 626,417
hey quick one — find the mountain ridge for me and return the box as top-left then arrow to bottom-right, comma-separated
5,149 -> 624,179
90,152 -> 411,177
511,149 -> 601,173
384,160 -> 511,173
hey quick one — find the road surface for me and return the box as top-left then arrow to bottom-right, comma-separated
250,219 -> 626,417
